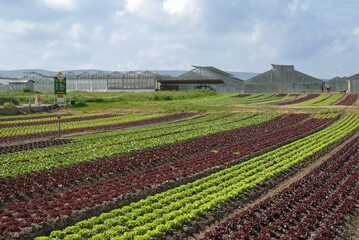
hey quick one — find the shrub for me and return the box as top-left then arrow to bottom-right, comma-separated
0,96 -> 19,105
23,86 -> 31,92
3,102 -> 15,108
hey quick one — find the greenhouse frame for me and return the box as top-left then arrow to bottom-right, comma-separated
245,64 -> 324,93
157,66 -> 244,93
14,71 -> 170,93
327,72 -> 359,93
5,65 -> 358,94
326,77 -> 349,92
348,73 -> 359,92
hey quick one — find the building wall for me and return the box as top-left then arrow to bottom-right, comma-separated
328,80 -> 349,92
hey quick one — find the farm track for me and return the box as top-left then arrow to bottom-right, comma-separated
0,115 -> 335,239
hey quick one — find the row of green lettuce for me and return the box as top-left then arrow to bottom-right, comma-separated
0,113 -> 163,137
0,113 -> 281,177
178,93 -> 295,106
0,112 -> 124,124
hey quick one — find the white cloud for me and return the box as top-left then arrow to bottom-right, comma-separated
288,0 -> 308,13
116,61 -> 139,71
352,27 -> 359,36
327,40 -> 347,53
109,30 -> 129,46
68,23 -> 82,40
91,26 -> 104,41
45,40 -> 60,48
238,24 -> 262,44
162,0 -> 191,15
0,1 -> 358,78
75,63 -> 97,69
42,0 -> 76,11
124,0 -> 145,13
0,19 -> 35,39
41,50 -> 60,61
122,0 -> 163,21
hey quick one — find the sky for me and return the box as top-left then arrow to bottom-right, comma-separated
0,0 -> 358,79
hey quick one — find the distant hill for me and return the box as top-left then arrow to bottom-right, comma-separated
0,69 -> 260,83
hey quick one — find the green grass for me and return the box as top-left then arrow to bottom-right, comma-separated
0,90 -> 353,114
0,89 -> 216,105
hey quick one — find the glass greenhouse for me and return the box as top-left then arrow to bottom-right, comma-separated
16,71 -> 169,93
157,66 -> 244,93
327,73 -> 359,93
245,64 -> 324,93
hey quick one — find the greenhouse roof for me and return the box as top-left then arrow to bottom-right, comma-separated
157,79 -> 224,84
170,66 -> 243,84
327,76 -> 348,83
246,64 -> 322,84
24,71 -> 53,78
348,72 -> 359,80
271,64 -> 294,71
191,65 -> 234,77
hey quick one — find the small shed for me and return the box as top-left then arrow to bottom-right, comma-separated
9,80 -> 34,92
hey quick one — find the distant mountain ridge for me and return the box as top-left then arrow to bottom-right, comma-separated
0,69 -> 260,82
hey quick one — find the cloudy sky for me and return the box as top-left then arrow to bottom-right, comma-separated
0,0 -> 358,78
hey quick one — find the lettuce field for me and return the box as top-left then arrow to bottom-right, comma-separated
1,92 -> 359,240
